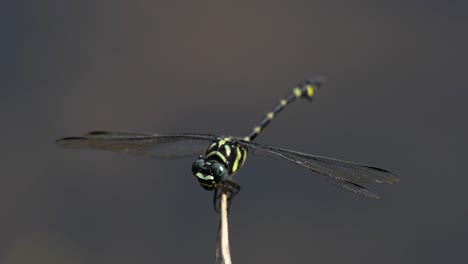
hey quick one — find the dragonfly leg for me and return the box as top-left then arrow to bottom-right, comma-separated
225,181 -> 240,199
213,187 -> 221,213
212,181 -> 241,213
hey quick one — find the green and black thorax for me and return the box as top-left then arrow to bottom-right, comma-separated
192,137 -> 248,190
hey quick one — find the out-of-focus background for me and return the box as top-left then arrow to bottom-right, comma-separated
2,0 -> 467,263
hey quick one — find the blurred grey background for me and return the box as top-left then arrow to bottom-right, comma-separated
1,0 -> 467,263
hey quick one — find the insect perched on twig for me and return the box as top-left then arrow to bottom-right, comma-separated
56,79 -> 399,210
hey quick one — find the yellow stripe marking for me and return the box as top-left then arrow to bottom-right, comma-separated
293,87 -> 302,98
254,126 -> 261,133
267,112 -> 274,119
243,136 -> 251,141
280,99 -> 287,106
240,148 -> 248,167
208,142 -> 217,151
224,145 -> 231,156
306,84 -> 314,97
232,147 -> 242,173
196,172 -> 214,181
200,182 -> 215,188
206,151 -> 228,163
217,152 -> 227,163
206,151 -> 217,159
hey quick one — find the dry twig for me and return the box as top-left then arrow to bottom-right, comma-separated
216,191 -> 232,264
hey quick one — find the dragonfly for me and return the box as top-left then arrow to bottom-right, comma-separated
56,79 -> 399,209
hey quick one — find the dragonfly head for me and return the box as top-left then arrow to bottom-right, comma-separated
192,156 -> 228,190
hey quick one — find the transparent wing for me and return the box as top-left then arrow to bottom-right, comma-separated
325,178 -> 380,198
55,131 -> 216,159
241,140 -> 399,198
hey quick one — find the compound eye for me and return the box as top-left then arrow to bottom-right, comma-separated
192,159 -> 205,174
211,163 -> 228,181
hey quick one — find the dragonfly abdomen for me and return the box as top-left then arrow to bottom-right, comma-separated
244,79 -> 322,142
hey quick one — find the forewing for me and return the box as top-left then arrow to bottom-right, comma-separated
241,140 -> 398,198
55,131 -> 216,159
